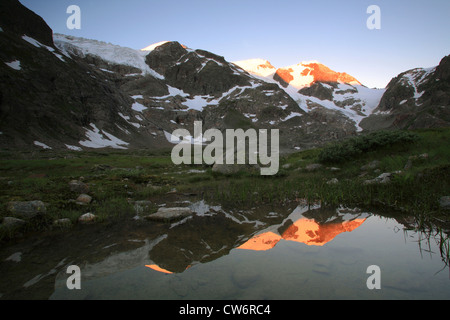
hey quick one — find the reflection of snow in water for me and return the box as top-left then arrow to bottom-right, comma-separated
53,236 -> 167,289
238,204 -> 371,250
189,200 -> 221,217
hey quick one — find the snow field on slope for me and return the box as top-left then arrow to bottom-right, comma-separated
22,35 -> 65,62
53,34 -> 164,79
79,123 -> 129,149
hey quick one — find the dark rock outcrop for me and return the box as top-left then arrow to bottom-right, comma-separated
0,0 -> 54,47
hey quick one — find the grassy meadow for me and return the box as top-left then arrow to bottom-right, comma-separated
0,128 -> 449,240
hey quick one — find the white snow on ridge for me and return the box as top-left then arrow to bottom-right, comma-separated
79,123 -> 129,149
34,141 -> 52,149
141,41 -> 170,52
66,144 -> 82,151
282,112 -> 303,122
119,112 -> 141,128
132,102 -> 147,112
54,34 -> 163,79
233,59 -> 276,78
402,67 -> 435,101
22,35 -> 65,62
5,60 -> 21,70
236,59 -> 386,131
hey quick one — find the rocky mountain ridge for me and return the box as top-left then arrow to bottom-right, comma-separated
0,0 -> 448,154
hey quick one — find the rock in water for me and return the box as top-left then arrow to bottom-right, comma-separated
133,200 -> 153,214
144,207 -> 193,222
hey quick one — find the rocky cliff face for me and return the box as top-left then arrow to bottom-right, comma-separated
0,1 -> 161,151
0,0 -> 53,47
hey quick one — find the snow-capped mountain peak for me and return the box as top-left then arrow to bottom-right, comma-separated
235,57 -> 384,132
141,41 -> 171,52
233,59 -> 277,78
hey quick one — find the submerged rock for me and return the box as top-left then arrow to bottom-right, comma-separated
133,200 -> 153,214
144,207 -> 193,222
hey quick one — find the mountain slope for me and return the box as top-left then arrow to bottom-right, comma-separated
50,36 -> 360,152
0,0 -> 447,153
234,59 -> 385,132
0,0 -> 353,154
360,55 -> 450,131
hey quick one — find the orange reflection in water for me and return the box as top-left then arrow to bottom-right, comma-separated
145,264 -> 192,275
238,217 -> 366,251
145,264 -> 173,274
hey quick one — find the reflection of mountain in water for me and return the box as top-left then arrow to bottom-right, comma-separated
238,206 -> 369,250
147,203 -> 370,273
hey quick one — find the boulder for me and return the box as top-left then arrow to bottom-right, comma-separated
7,200 -> 46,219
144,207 -> 193,222
306,163 -> 323,171
76,194 -> 92,205
327,178 -> 339,185
1,217 -> 26,228
78,213 -> 97,223
361,160 -> 381,171
364,172 -> 393,185
69,180 -> 89,194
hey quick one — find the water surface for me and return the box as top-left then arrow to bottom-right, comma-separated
1,201 -> 449,300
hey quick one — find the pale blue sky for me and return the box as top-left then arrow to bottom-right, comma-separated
20,0 -> 450,88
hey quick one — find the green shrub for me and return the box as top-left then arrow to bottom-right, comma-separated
318,130 -> 419,163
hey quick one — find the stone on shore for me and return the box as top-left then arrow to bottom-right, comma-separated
7,200 -> 47,219
1,217 -> 27,229
78,213 -> 97,223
